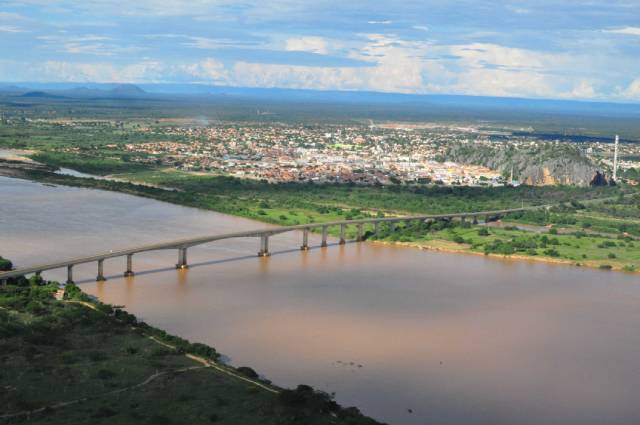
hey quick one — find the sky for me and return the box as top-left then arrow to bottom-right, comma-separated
0,0 -> 639,102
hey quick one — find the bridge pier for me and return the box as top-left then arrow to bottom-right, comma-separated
96,259 -> 106,282
66,265 -> 74,284
300,229 -> 309,250
339,224 -> 346,244
1,278 -> 6,287
124,254 -> 134,277
258,235 -> 270,257
473,215 -> 478,225
321,226 -> 328,247
176,248 -> 188,269
356,224 -> 364,242
374,222 -> 380,235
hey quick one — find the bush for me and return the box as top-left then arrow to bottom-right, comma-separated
543,248 -> 560,257
597,241 -> 617,248
236,366 -> 259,379
95,368 -> 116,379
0,256 -> 12,271
477,228 -> 490,236
279,385 -> 339,414
608,253 -> 617,259
599,264 -> 613,270
484,240 -> 515,255
453,235 -> 465,244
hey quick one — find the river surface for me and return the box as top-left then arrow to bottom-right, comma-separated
2,175 -> 640,425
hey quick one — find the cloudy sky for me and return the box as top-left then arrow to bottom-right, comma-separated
1,0 -> 639,101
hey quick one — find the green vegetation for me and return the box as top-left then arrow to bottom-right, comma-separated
30,151 -> 154,175
0,268 -> 383,425
370,207 -> 640,271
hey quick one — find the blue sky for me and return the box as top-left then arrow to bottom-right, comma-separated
1,0 -> 639,101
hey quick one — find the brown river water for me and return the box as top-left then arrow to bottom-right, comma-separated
2,175 -> 640,425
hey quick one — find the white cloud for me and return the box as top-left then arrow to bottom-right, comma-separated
621,78 -> 640,99
413,25 -> 429,32
178,58 -> 229,83
604,26 -> 640,36
0,25 -> 25,33
367,20 -> 392,25
33,60 -> 165,82
285,36 -> 329,55
568,80 -> 597,99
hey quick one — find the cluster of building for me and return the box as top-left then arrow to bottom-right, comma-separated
122,125 -> 504,186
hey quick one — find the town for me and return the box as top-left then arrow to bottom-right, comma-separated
114,122 -> 637,186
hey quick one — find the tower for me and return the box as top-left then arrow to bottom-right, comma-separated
613,135 -> 619,182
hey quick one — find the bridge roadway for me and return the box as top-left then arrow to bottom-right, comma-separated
0,205 -> 548,285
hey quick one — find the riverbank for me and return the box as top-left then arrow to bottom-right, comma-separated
0,273 -> 383,425
372,239 -> 638,274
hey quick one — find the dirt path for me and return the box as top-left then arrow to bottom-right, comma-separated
0,365 -> 206,421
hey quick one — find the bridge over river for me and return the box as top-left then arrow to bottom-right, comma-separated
0,205 -> 550,285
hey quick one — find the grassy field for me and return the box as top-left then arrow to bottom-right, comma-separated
0,274 -> 383,425
372,216 -> 640,272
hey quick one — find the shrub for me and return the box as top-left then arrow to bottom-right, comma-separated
599,264 -> 613,270
279,385 -> 339,414
597,241 -> 617,248
236,366 -> 259,379
95,368 -> 116,379
608,253 -> 617,259
0,256 -> 12,271
484,240 -> 515,255
544,248 -> 560,257
477,228 -> 490,236
453,235 -> 465,244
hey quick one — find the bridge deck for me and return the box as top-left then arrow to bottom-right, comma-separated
0,206 -> 544,280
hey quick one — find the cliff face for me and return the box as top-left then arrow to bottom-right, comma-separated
520,158 -> 600,186
445,143 -> 605,187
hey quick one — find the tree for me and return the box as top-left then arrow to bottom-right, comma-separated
0,256 -> 12,271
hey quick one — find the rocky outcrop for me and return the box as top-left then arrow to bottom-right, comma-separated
445,143 -> 606,187
520,158 -> 600,186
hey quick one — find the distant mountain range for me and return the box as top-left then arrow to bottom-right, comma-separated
1,82 -> 639,117
9,83 -> 150,100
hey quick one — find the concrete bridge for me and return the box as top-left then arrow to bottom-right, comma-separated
0,206 -> 547,285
